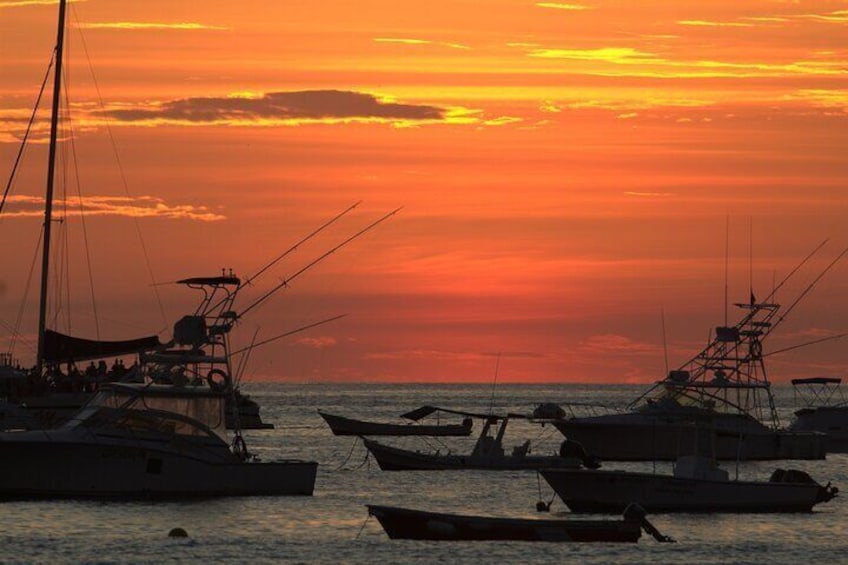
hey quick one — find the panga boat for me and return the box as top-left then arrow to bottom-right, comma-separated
363,414 -> 598,471
0,383 -> 316,498
551,287 -> 830,461
319,406 -> 473,436
540,454 -> 838,513
788,377 -> 848,452
366,504 -> 674,543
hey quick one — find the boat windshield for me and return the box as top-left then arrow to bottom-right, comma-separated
85,385 -> 226,438
638,381 -> 768,419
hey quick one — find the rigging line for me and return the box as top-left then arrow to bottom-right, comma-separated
0,319 -> 36,355
774,245 -> 848,332
229,314 -> 347,356
64,70 -> 100,340
9,227 -> 44,354
239,207 -> 402,319
244,200 -> 363,288
763,238 -> 829,306
10,229 -> 44,357
1,50 -> 56,218
71,7 -> 168,330
234,327 -> 261,386
764,332 -> 848,358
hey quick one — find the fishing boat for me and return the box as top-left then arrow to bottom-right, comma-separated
788,377 -> 848,452
363,414 -> 598,470
366,504 -> 675,543
0,0 -> 320,498
319,406 -> 473,436
540,454 -> 838,513
550,270 -> 837,460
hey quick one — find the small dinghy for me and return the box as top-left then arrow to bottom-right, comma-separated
319,408 -> 473,437
366,503 -> 674,543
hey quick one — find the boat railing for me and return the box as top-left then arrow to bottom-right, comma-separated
554,402 -> 628,419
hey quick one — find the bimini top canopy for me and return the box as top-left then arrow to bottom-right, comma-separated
43,329 -> 161,363
177,276 -> 240,286
791,377 -> 842,385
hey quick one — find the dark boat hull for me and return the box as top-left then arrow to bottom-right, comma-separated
554,417 -> 826,461
790,407 -> 848,453
366,505 -> 642,542
319,411 -> 471,436
363,438 -> 581,471
541,469 -> 825,513
0,433 -> 316,498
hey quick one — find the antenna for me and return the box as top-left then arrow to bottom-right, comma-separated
724,215 -> 729,325
748,216 -> 753,305
661,307 -> 669,376
488,352 -> 501,416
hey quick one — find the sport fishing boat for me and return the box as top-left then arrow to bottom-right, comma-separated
363,413 -> 598,470
540,454 -> 837,513
551,272 -> 836,460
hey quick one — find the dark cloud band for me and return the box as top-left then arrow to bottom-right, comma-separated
101,90 -> 445,123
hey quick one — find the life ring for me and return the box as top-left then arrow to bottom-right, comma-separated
206,368 -> 232,391
232,434 -> 249,460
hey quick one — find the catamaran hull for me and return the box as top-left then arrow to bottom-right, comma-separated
363,439 -> 581,471
541,469 -> 824,513
554,419 -> 826,461
0,439 -> 316,498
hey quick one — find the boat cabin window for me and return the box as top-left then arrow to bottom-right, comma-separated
85,387 -> 226,438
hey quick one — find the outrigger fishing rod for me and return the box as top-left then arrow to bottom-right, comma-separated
237,206 -> 402,319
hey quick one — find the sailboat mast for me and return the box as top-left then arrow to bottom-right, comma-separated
36,0 -> 68,373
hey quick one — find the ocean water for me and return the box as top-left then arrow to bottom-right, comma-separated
2,383 -> 847,564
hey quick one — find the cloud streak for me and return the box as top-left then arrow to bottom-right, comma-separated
98,90 -> 448,126
75,22 -> 228,31
0,0 -> 80,8
536,3 -> 591,11
374,37 -> 470,50
2,195 -> 225,221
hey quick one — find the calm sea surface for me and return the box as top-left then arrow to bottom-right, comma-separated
2,383 -> 847,564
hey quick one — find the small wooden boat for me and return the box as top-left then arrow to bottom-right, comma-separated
541,455 -> 838,513
363,415 -> 597,471
318,409 -> 472,437
366,504 -> 674,543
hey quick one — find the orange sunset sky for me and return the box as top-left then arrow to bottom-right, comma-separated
1,0 -> 847,383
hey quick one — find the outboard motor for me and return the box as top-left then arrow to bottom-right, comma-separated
770,468 -> 839,503
560,439 -> 601,469
532,402 -> 566,420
